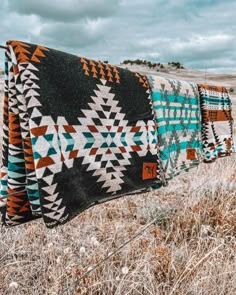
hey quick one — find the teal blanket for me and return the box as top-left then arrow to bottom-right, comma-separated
147,76 -> 202,180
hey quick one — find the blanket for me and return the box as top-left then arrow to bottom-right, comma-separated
147,76 -> 202,180
0,41 -> 161,227
198,84 -> 234,162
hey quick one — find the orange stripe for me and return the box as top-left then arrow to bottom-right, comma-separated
9,112 -> 18,124
26,163 -> 35,170
9,131 -> 21,137
205,110 -> 232,122
63,125 -> 76,133
131,145 -> 142,152
9,138 -> 22,145
199,84 -> 228,93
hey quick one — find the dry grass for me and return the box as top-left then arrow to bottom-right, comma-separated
0,75 -> 236,295
0,157 -> 235,295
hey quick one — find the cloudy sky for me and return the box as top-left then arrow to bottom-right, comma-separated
0,0 -> 235,73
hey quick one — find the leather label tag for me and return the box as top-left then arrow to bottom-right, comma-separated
187,148 -> 197,160
142,163 -> 157,180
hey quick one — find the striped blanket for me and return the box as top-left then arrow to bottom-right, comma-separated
0,41 -> 161,227
147,76 -> 202,180
198,84 -> 234,162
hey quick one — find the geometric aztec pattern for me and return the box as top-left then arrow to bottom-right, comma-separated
198,84 -> 235,162
0,41 -> 49,225
0,40 -> 161,228
0,40 -> 235,228
30,79 -> 160,227
148,75 -> 203,180
0,51 -> 10,209
0,48 -> 33,225
31,80 -> 158,194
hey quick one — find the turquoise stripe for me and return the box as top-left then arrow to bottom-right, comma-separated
29,199 -> 40,206
27,183 -> 39,190
156,117 -> 198,123
0,190 -> 8,196
202,97 -> 231,104
160,140 -> 201,160
1,180 -> 7,186
8,162 -> 22,172
152,92 -> 198,105
158,123 -> 199,135
27,192 -> 40,198
8,171 -> 25,178
0,179 -> 7,196
65,138 -> 74,145
154,105 -> 199,111
8,155 -> 25,163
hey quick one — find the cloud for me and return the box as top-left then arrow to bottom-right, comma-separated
7,0 -> 121,21
162,34 -> 235,61
0,12 -> 42,44
0,0 -> 235,73
39,18 -> 110,49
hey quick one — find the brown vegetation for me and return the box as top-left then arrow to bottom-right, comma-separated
121,59 -> 185,71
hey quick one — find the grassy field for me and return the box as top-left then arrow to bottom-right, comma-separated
0,73 -> 235,295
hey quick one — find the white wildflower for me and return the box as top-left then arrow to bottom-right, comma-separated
63,247 -> 71,254
121,266 -> 129,275
200,224 -> 212,237
79,246 -> 86,254
51,229 -> 57,235
91,236 -> 100,246
9,281 -> 19,289
47,242 -> 54,248
93,240 -> 100,247
91,236 -> 97,243
56,256 -> 62,264
220,238 -> 225,245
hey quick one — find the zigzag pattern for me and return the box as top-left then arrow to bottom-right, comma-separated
7,41 -> 49,64
15,62 -> 42,215
0,50 -> 11,208
0,41 -> 49,225
4,63 -> 33,225
1,40 -> 235,229
5,190 -> 32,224
80,58 -> 120,83
198,84 -> 234,162
28,78 -> 159,227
